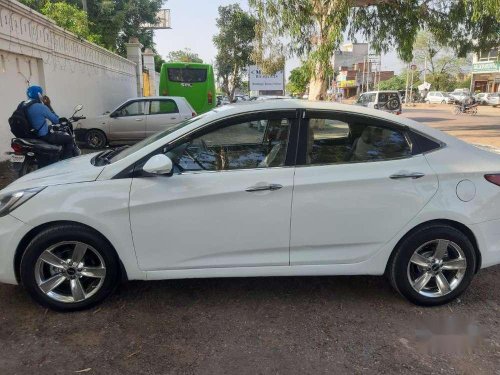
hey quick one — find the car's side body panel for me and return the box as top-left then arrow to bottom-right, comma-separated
9,180 -> 145,281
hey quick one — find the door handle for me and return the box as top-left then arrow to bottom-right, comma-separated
245,184 -> 283,192
170,117 -> 177,120
135,118 -> 143,121
390,172 -> 425,180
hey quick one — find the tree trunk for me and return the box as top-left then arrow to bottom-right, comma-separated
308,60 -> 327,101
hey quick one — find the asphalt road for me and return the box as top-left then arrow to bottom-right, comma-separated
0,105 -> 499,374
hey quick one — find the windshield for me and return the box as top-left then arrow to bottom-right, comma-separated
109,115 -> 205,163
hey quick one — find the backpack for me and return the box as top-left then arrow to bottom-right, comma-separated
8,100 -> 38,138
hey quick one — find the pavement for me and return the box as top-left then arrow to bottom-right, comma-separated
0,104 -> 499,374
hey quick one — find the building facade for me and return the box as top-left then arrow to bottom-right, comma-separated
471,48 -> 499,93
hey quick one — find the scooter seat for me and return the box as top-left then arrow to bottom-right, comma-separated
14,138 -> 62,152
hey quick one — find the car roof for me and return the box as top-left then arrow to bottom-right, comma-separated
361,91 -> 400,94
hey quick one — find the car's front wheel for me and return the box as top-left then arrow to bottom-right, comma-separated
85,129 -> 107,149
20,224 -> 120,311
388,224 -> 476,306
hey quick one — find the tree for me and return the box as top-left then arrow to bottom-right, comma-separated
19,0 -> 163,55
213,4 -> 256,101
377,74 -> 407,91
154,54 -> 166,73
286,63 -> 311,96
412,31 -> 469,91
251,0 -> 500,100
167,49 -> 203,63
38,1 -> 101,44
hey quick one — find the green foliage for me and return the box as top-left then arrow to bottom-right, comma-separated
154,54 -> 166,73
286,63 -> 311,95
40,2 -> 101,44
167,49 -> 203,63
213,4 -> 256,101
378,74 -> 408,91
350,0 -> 500,61
19,0 -> 162,54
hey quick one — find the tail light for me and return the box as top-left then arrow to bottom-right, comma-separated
11,143 -> 23,154
208,91 -> 213,105
485,174 -> 500,187
192,111 -> 197,117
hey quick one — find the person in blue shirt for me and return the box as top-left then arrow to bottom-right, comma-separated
25,85 -> 77,159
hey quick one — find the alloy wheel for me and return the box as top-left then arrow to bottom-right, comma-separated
34,241 -> 106,303
407,239 -> 467,298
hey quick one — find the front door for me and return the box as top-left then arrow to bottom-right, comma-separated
109,100 -> 147,141
129,111 -> 298,271
290,111 -> 439,265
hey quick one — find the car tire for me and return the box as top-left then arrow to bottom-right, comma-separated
85,129 -> 107,149
388,224 -> 476,306
20,224 -> 120,311
441,100 -> 446,104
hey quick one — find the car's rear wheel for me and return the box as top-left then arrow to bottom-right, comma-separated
20,224 -> 120,311
85,129 -> 107,149
388,225 -> 476,306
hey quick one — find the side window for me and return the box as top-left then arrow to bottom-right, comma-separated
305,116 -> 412,165
150,100 -> 179,115
117,101 -> 145,117
167,116 -> 292,172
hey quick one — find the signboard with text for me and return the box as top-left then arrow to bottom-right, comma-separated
472,62 -> 500,73
249,65 -> 284,91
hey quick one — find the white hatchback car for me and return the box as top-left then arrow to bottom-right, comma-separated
1,100 -> 500,311
425,91 -> 452,104
75,96 -> 196,149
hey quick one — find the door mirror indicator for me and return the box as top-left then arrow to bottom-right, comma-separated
143,154 -> 173,176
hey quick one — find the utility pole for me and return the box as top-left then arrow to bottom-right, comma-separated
81,0 -> 88,12
404,63 -> 410,105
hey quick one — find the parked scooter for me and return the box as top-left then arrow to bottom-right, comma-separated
8,105 -> 85,177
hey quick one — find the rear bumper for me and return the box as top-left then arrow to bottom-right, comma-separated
0,215 -> 32,285
471,218 -> 500,269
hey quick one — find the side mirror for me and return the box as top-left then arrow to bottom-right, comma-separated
143,154 -> 173,176
74,104 -> 83,112
109,112 -> 118,118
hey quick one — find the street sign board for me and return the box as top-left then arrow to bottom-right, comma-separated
248,65 -> 284,91
141,9 -> 171,29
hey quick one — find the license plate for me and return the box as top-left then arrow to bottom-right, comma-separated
10,154 -> 25,163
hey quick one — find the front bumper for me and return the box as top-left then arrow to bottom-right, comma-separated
0,215 -> 32,285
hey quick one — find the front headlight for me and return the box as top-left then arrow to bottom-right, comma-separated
0,187 -> 46,217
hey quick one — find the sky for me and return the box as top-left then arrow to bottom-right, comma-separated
153,0 -> 405,80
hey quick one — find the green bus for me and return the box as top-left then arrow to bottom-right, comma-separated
159,63 -> 216,114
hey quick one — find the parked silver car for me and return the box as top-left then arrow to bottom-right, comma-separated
75,97 -> 196,148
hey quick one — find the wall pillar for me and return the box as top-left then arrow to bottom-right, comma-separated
125,37 -> 143,97
143,48 -> 157,96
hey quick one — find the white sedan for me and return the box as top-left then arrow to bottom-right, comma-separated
1,100 -> 500,311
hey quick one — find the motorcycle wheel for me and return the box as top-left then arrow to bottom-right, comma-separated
19,159 -> 38,177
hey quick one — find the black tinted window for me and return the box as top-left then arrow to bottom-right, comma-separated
168,68 -> 207,83
305,118 -> 411,165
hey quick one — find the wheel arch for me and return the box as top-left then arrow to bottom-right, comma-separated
14,220 -> 128,284
385,219 -> 482,275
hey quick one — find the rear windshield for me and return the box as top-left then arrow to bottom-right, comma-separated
168,68 -> 207,83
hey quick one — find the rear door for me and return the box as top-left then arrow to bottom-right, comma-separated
290,110 -> 438,266
108,100 -> 147,141
145,99 -> 182,136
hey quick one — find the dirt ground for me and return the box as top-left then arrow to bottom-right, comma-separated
0,105 -> 499,374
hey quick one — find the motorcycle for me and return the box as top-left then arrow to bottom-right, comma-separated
8,104 -> 86,177
452,103 -> 478,116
